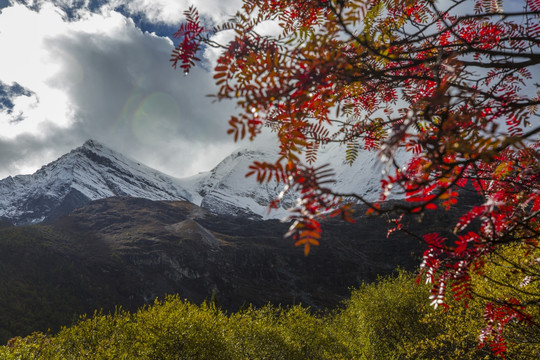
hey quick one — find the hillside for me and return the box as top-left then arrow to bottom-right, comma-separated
0,196 -> 425,343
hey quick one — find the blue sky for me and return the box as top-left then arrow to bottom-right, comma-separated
0,0 -> 246,179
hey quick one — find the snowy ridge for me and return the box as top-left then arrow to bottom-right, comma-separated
0,140 -> 191,225
315,143 -> 410,201
178,148 -> 297,220
179,143 -> 410,220
0,140 -> 409,225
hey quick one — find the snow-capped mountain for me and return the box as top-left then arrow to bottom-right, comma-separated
0,140 -> 409,226
178,148 -> 298,220
178,143 -> 410,220
0,140 -> 192,225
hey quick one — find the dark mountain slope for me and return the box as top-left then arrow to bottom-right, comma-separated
0,197 -> 425,343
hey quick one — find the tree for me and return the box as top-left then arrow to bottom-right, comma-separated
171,0 -> 540,356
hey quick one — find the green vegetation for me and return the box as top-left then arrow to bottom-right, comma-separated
2,257 -> 538,359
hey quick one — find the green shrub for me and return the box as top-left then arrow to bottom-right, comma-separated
2,267 -> 537,359
332,271 -> 493,359
227,305 -> 350,360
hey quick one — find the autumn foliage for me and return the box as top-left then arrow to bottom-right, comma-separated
172,0 -> 540,356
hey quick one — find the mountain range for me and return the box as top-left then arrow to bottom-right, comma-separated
0,139 -> 404,226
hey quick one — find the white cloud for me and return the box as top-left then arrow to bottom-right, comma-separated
0,3 -> 73,136
104,0 -> 243,25
0,1 -> 244,179
203,29 -> 235,68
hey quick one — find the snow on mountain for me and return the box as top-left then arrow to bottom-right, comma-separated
0,140 -> 192,225
178,143 -> 410,220
0,139 -> 409,225
178,148 -> 297,220
316,143 -> 411,201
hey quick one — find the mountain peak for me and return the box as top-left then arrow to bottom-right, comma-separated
78,139 -> 116,157
82,139 -> 104,149
0,140 -> 191,225
0,140 -> 406,226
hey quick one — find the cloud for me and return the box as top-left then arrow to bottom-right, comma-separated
0,1 -> 244,179
0,126 -> 80,176
0,3 -> 75,137
104,0 -> 243,25
13,0 -> 244,25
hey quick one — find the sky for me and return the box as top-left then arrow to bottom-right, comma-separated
0,0 -> 251,179
0,0 -> 537,180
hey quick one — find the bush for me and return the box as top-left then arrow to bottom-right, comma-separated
2,269 -> 537,359
333,271 -> 494,359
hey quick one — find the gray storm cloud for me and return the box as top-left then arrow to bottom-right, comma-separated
0,1 -> 243,179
